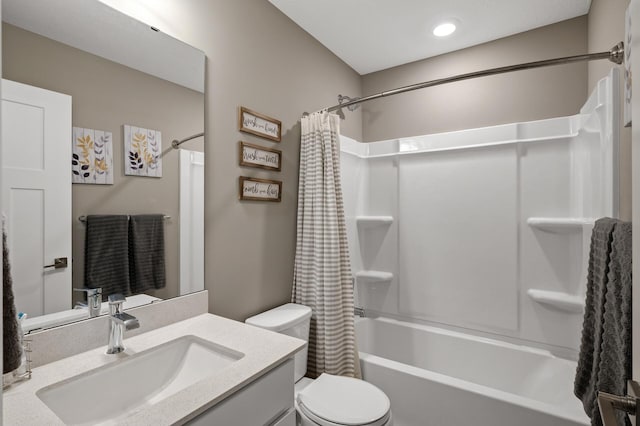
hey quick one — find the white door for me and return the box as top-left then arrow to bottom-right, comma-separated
179,149 -> 204,295
1,79 -> 72,317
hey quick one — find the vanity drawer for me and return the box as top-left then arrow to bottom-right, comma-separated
186,358 -> 294,425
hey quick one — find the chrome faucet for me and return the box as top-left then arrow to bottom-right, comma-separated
73,287 -> 102,317
106,294 -> 140,354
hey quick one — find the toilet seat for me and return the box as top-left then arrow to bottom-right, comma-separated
296,374 -> 391,426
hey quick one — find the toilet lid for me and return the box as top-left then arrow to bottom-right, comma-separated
297,374 -> 390,426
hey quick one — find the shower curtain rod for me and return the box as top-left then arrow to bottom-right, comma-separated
171,132 -> 205,149
305,42 -> 624,117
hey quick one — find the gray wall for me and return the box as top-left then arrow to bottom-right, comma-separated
2,24 -> 204,305
143,1 -> 363,321
588,0 -> 632,220
11,1 -> 619,323
361,16 -> 588,142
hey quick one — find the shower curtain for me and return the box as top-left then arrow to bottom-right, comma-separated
292,111 -> 360,379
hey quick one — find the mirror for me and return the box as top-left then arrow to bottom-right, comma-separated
1,0 -> 205,333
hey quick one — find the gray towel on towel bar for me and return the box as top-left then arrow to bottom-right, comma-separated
3,225 -> 22,374
129,215 -> 165,293
84,215 -> 131,298
574,218 -> 632,426
599,222 -> 632,426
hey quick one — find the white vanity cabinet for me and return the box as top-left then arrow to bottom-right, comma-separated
3,314 -> 305,425
186,358 -> 295,426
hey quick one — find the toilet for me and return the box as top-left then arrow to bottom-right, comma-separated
246,303 -> 393,426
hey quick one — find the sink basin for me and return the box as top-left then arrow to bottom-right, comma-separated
37,335 -> 244,425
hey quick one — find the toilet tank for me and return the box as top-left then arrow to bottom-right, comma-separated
245,303 -> 312,382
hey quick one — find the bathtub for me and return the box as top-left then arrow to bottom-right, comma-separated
355,317 -> 589,426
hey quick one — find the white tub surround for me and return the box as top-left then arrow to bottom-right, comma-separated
341,70 -> 620,355
4,313 -> 305,425
355,216 -> 393,228
526,289 -> 585,314
356,317 -> 589,426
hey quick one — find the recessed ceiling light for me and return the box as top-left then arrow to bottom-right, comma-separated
433,22 -> 456,37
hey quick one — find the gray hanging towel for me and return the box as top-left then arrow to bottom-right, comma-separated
597,222 -> 632,426
574,218 -> 632,426
84,215 -> 131,298
129,214 -> 166,293
3,224 -> 23,374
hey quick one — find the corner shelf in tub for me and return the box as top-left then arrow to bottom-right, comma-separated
527,289 -> 585,314
355,270 -> 394,283
356,216 -> 394,229
526,217 -> 595,233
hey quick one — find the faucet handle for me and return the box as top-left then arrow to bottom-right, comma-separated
74,288 -> 103,317
111,312 -> 140,331
74,287 -> 102,297
108,293 -> 126,304
108,294 -> 126,315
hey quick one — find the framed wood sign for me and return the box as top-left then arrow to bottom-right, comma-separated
238,106 -> 282,142
239,176 -> 282,202
239,141 -> 281,171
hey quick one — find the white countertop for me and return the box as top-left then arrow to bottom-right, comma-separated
3,313 -> 306,425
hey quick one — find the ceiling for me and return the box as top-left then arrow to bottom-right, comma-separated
2,0 -> 205,92
269,0 -> 592,75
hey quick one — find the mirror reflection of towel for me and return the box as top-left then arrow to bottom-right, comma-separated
84,215 -> 131,298
129,215 -> 166,293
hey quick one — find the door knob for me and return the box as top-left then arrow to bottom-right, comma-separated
597,380 -> 639,425
43,257 -> 68,269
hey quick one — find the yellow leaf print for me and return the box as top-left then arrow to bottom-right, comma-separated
132,132 -> 154,168
144,151 -> 154,165
132,132 -> 148,166
94,158 -> 108,172
76,135 -> 93,167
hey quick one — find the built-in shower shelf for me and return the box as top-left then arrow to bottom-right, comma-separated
527,289 -> 585,314
355,271 -> 393,283
356,216 -> 394,228
527,217 -> 595,233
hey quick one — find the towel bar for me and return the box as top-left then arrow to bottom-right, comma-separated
598,380 -> 639,425
78,215 -> 171,223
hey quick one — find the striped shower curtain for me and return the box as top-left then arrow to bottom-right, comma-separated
292,111 -> 360,379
